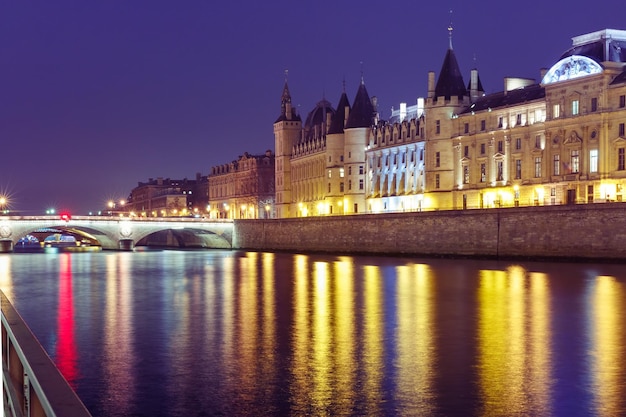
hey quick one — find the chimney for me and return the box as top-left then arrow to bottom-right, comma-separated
428,71 -> 435,99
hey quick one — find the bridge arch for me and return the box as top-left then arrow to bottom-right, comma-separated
0,216 -> 233,251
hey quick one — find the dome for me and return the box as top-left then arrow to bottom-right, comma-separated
302,99 -> 335,142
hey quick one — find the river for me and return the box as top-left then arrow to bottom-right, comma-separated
1,250 -> 626,416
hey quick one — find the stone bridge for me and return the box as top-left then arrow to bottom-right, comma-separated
0,216 -> 233,251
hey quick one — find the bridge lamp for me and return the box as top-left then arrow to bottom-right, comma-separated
46,208 -> 55,215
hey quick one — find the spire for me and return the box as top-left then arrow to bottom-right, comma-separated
448,9 -> 454,50
360,61 -> 365,85
328,88 -> 351,134
275,70 -> 301,123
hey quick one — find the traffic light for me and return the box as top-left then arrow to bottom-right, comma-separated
60,213 -> 71,221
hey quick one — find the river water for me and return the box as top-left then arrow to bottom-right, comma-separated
1,250 -> 626,417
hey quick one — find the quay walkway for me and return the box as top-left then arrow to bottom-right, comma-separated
2,291 -> 92,417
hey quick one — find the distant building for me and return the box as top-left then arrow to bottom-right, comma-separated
275,28 -> 626,217
208,150 -> 275,219
126,174 -> 208,217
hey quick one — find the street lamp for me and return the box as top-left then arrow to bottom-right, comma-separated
0,196 -> 7,214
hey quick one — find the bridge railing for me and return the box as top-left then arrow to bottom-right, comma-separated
2,291 -> 92,417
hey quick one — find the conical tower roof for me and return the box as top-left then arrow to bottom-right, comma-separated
434,48 -> 467,100
328,91 -> 351,134
346,81 -> 375,129
275,80 -> 301,123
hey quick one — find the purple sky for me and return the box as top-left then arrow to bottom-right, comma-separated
1,0 -> 624,214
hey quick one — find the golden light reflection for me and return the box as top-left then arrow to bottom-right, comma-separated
477,266 -> 552,416
396,263 -> 435,415
363,265 -> 384,416
590,275 -> 626,416
103,253 -> 134,416
291,254 -> 311,413
312,261 -> 331,411
219,254 -> 236,387
333,257 -> 356,413
260,253 -> 276,379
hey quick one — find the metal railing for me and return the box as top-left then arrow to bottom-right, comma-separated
1,291 -> 92,417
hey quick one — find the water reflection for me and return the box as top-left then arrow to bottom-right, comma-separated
1,252 -> 626,417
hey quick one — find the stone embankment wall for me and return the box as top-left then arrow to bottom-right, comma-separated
233,204 -> 626,261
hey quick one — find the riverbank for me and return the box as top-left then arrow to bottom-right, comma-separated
233,203 -> 626,262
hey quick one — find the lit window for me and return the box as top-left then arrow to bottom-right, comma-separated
572,100 -> 579,116
571,150 -> 580,173
590,149 -> 598,173
339,168 -> 344,178
535,157 -> 542,178
553,104 -> 560,118
553,154 -> 560,175
328,170 -> 332,178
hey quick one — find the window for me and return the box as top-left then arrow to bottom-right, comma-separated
340,182 -> 344,192
571,150 -> 580,173
464,123 -> 469,134
435,152 -> 440,167
516,113 -> 522,125
535,135 -> 541,149
591,97 -> 598,112
535,157 -> 542,178
590,149 -> 598,173
620,123 -> 625,137
359,179 -> 364,190
339,168 -> 344,178
620,95 -> 626,108
553,104 -> 560,118
328,183 -> 331,193
328,170 -> 332,178
436,120 -> 440,134
340,155 -> 344,162
496,161 -> 504,181
497,140 -> 503,153
498,117 -> 503,128
619,148 -> 625,171
572,100 -> 579,116
480,163 -> 486,182
419,149 -> 424,161
515,159 -> 522,179
463,165 -> 469,184
359,165 -> 363,175
554,154 -> 560,175
348,180 -> 352,190
515,138 -> 521,150
348,166 -> 352,175
464,145 -> 469,158
480,120 -> 486,131
435,174 -> 440,189
480,143 -> 486,155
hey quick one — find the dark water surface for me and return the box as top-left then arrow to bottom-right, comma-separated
1,250 -> 626,416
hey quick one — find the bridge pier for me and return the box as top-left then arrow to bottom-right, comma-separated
118,239 -> 134,251
0,239 -> 13,253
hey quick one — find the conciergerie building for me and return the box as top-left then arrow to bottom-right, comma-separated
273,28 -> 626,218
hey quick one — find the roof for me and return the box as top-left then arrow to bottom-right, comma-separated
560,29 -> 626,63
346,82 -> 375,129
328,92 -> 351,134
434,48 -> 467,100
302,99 -> 335,142
460,83 -> 545,114
275,81 -> 301,123
610,69 -> 626,85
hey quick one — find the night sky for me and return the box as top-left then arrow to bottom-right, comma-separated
1,0 -> 624,214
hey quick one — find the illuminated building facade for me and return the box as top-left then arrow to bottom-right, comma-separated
274,79 -> 376,217
126,175 -> 208,217
275,28 -> 626,218
209,150 -> 275,219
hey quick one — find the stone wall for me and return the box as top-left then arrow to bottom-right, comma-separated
233,203 -> 626,261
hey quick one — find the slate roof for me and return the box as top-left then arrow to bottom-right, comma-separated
328,92 -> 351,134
459,83 -> 545,114
275,81 -> 301,123
560,39 -> 626,63
610,69 -> 626,85
346,82 -> 375,129
434,48 -> 467,100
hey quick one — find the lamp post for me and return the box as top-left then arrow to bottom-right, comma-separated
0,196 -> 6,214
